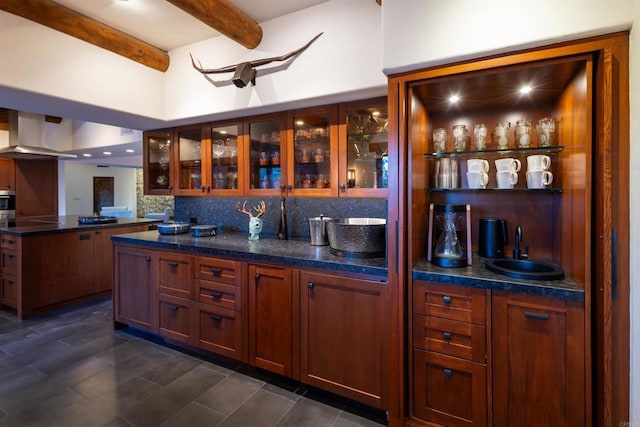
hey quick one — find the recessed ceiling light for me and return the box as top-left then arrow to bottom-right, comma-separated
448,95 -> 460,103
519,85 -> 532,94
83,153 -> 92,157
103,151 -> 112,155
125,149 -> 135,153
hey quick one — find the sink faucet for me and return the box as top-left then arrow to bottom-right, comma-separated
513,225 -> 523,260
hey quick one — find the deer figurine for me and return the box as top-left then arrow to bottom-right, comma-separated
236,200 -> 266,240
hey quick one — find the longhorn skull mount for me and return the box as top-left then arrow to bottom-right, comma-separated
190,32 -> 323,88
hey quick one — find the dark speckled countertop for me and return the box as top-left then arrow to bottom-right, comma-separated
413,258 -> 584,301
111,230 -> 388,278
0,216 -> 160,236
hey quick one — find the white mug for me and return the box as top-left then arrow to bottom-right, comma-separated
467,158 -> 489,173
495,158 -> 521,172
526,170 -> 553,189
527,155 -> 551,171
496,170 -> 519,189
466,171 -> 489,189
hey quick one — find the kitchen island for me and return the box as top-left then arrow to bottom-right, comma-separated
0,215 -> 158,319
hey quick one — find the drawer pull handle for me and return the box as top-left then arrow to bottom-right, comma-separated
443,368 -> 453,378
167,305 -> 178,311
442,332 -> 452,341
210,268 -> 222,276
524,312 -> 550,320
307,282 -> 314,289
442,295 -> 452,304
168,262 -> 178,268
210,315 -> 222,321
255,274 -> 260,280
210,291 -> 222,299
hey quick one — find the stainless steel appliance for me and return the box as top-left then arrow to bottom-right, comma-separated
0,190 -> 16,221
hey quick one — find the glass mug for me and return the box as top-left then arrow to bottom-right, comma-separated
494,122 -> 511,150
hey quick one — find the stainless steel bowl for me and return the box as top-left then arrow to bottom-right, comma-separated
326,218 -> 386,258
157,221 -> 191,235
191,225 -> 217,237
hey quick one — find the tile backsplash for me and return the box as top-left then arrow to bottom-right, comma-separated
175,196 -> 387,239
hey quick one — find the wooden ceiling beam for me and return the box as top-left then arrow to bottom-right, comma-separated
166,0 -> 263,49
0,0 -> 170,72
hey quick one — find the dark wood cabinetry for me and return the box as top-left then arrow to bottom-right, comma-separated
388,33 -> 629,426
0,158 -> 15,190
15,159 -> 58,217
412,281 -> 488,426
492,291 -> 585,426
113,245 -> 156,331
300,270 -> 386,409
248,264 -> 296,377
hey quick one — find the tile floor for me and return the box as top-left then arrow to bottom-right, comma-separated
0,298 -> 386,427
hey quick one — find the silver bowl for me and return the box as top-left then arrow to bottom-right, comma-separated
326,218 -> 386,258
157,221 -> 191,235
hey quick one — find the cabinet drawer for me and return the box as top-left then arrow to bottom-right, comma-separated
1,274 -> 18,308
413,281 -> 486,324
158,295 -> 193,344
413,314 -> 486,363
0,249 -> 18,275
196,304 -> 244,361
413,349 -> 487,426
158,253 -> 193,298
0,235 -> 19,249
195,257 -> 240,286
197,279 -> 241,311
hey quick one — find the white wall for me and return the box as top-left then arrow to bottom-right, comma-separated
383,0 -> 637,421
64,163 -> 137,215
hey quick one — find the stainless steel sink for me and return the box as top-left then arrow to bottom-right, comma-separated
485,258 -> 565,281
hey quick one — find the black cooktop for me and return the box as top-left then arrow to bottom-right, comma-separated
77,216 -> 119,225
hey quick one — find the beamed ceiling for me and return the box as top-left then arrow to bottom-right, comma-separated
0,0 -> 372,71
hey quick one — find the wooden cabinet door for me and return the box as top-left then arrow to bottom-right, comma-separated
143,129 -> 174,195
248,264 -> 294,376
113,245 -> 156,331
94,225 -> 148,293
14,159 -> 57,217
492,292 -> 585,426
0,158 -> 15,190
300,270 -> 386,409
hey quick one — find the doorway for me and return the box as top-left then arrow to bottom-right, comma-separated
93,177 -> 114,215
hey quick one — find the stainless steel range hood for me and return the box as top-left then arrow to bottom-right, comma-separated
0,110 -> 77,159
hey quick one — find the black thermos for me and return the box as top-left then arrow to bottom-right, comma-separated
478,218 -> 508,258
278,197 -> 288,240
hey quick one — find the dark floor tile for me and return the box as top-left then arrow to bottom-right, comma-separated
120,364 -> 226,427
336,410 -> 386,427
93,337 -> 156,365
276,396 -> 340,427
140,350 -> 204,386
197,372 -> 265,416
219,389 -> 295,427
0,387 -> 88,426
159,401 -> 226,427
0,323 -> 84,356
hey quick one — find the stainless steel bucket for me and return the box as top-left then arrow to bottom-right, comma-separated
308,216 -> 332,246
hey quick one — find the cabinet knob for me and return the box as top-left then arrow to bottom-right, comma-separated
280,184 -> 286,191
210,315 -> 222,321
307,282 -> 314,289
145,256 -> 151,262
442,332 -> 452,341
339,183 -> 346,191
254,273 -> 260,280
442,295 -> 452,304
206,185 -> 211,192
201,186 -> 206,192
286,184 -> 292,191
443,368 -> 453,378
168,262 -> 178,268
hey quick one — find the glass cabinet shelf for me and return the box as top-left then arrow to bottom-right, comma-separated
426,187 -> 563,193
424,145 -> 564,158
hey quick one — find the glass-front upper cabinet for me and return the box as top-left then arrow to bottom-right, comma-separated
207,121 -> 244,195
287,105 -> 338,196
246,113 -> 287,195
143,128 -> 174,195
339,97 -> 388,197
175,125 -> 205,195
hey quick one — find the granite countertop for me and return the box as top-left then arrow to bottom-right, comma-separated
0,215 -> 160,236
413,258 -> 584,301
111,230 -> 389,278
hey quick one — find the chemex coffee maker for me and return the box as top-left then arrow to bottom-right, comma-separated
427,203 -> 472,267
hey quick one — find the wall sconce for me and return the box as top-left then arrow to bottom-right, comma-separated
348,169 -> 356,188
